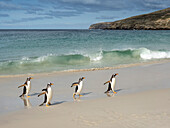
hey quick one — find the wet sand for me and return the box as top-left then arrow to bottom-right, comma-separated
0,61 -> 170,127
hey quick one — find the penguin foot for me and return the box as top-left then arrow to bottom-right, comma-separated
48,102 -> 51,105
46,104 -> 49,107
27,96 -> 30,98
113,91 -> 117,94
79,94 -> 83,97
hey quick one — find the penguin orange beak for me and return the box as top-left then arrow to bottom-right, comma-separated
51,83 -> 54,85
82,77 -> 85,79
30,77 -> 33,79
116,73 -> 118,75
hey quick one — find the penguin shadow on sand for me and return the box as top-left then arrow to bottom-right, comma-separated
51,101 -> 66,106
29,92 -> 40,96
105,89 -> 122,97
81,92 -> 92,96
20,96 -> 32,108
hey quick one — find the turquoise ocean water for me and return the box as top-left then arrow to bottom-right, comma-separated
0,30 -> 170,75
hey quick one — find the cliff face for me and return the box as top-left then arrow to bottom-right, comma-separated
89,8 -> 170,30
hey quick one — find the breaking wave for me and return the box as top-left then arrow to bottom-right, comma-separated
0,48 -> 170,75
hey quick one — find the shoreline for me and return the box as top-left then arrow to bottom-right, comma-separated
0,58 -> 170,78
0,60 -> 170,116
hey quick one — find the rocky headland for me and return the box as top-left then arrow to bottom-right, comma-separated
89,8 -> 170,30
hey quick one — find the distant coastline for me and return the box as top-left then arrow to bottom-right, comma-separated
89,8 -> 170,30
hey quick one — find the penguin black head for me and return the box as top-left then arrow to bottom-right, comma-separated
113,73 -> 118,77
27,77 -> 33,81
81,77 -> 85,80
47,83 -> 54,87
79,77 -> 85,81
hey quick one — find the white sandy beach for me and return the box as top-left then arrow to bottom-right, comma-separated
0,61 -> 170,128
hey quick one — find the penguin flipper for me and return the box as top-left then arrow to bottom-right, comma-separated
75,86 -> 78,93
71,82 -> 79,87
105,83 -> 111,93
19,86 -> 26,97
23,86 -> 26,94
44,94 -> 47,103
38,91 -> 46,97
42,88 -> 47,92
39,94 -> 47,106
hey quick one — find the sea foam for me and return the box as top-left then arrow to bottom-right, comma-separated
140,48 -> 170,60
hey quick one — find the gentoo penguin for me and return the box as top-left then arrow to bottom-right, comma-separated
71,77 -> 85,99
18,77 -> 33,98
38,83 -> 53,107
104,73 -> 118,94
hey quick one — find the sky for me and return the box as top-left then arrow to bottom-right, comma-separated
0,0 -> 169,29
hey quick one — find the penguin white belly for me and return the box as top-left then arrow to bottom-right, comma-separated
76,81 -> 83,94
26,81 -> 31,96
111,78 -> 116,91
47,87 -> 52,104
